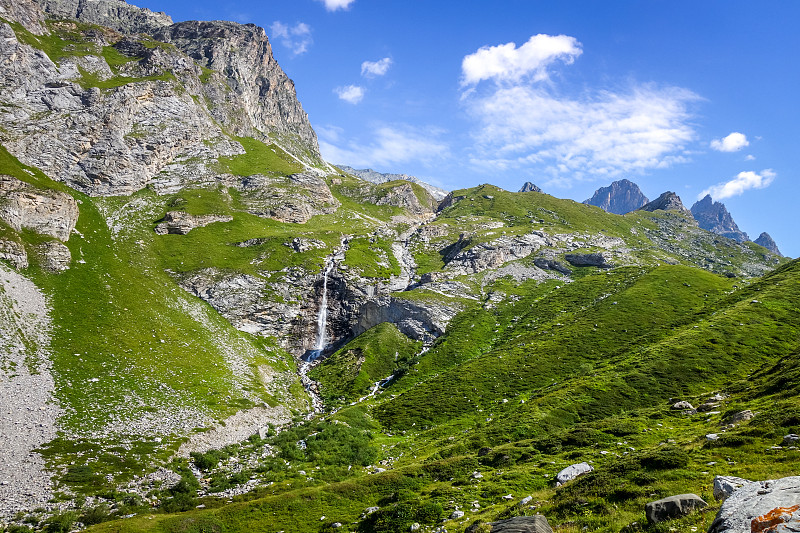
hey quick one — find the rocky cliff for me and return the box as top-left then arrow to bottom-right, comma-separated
583,178 -> 649,214
690,194 -> 749,242
0,0 -> 320,197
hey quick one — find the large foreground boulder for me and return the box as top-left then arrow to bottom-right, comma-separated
708,476 -> 800,533
466,515 -> 553,533
645,493 -> 707,524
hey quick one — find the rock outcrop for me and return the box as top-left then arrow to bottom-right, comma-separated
374,182 -> 436,217
154,211 -> 232,235
234,172 -> 339,224
564,252 -> 614,269
36,0 -> 173,35
709,476 -> 800,533
690,195 -> 749,242
583,179 -> 649,214
645,494 -> 707,524
639,191 -> 692,215
755,232 -> 782,256
0,175 -> 78,241
519,181 -> 542,193
339,166 -> 448,201
0,0 -> 319,197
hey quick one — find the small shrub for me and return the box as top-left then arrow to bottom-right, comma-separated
79,504 -> 112,525
42,512 -> 77,533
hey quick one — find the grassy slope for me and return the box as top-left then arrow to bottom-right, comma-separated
80,260 -> 799,533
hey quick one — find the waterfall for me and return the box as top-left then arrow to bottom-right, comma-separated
314,260 -> 334,351
305,259 -> 334,363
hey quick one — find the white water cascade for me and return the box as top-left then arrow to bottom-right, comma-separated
312,260 -> 335,355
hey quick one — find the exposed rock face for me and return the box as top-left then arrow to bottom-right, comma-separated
564,252 -> 614,269
354,295 -> 463,344
443,232 -> 552,276
709,477 -> 800,533
339,166 -> 448,201
374,182 -> 436,217
36,0 -> 173,35
35,240 -> 71,271
583,179 -> 649,214
519,181 -> 542,193
154,20 -> 319,157
0,175 -> 78,241
639,191 -> 692,215
690,195 -> 749,242
645,494 -> 707,524
154,211 -> 232,235
234,173 -> 339,224
0,239 -> 28,269
755,232 -> 782,256
0,0 -> 319,197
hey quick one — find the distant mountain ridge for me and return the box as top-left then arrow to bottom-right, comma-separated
583,179 -> 649,214
338,165 -> 449,200
690,195 -> 749,243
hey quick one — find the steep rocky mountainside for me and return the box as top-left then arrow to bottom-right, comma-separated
690,194 -> 750,243
0,1 -> 796,532
583,178 -> 649,214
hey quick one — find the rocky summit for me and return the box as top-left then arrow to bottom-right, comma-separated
755,231 -> 782,256
690,194 -> 750,243
0,1 -> 797,532
583,178 -> 649,214
519,181 -> 543,193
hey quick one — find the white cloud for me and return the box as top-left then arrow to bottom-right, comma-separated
465,84 -> 699,181
744,154 -> 756,161
270,21 -> 312,55
319,125 -> 449,168
334,85 -> 365,104
700,169 -> 776,200
361,57 -> 393,78
710,132 -> 749,152
461,34 -> 582,86
316,0 -> 355,11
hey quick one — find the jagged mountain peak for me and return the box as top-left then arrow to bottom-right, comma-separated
35,0 -> 173,34
690,194 -> 749,242
519,181 -> 542,193
755,232 -> 782,256
583,179 -> 649,214
639,191 -> 691,215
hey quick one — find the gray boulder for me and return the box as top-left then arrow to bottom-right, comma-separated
708,476 -> 800,533
474,515 -> 553,533
645,494 -> 707,524
782,435 -> 799,447
672,400 -> 695,410
556,462 -> 593,486
726,410 -> 754,425
713,475 -> 751,502
564,252 -> 613,269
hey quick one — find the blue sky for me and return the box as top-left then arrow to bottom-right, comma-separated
136,0 -> 798,256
